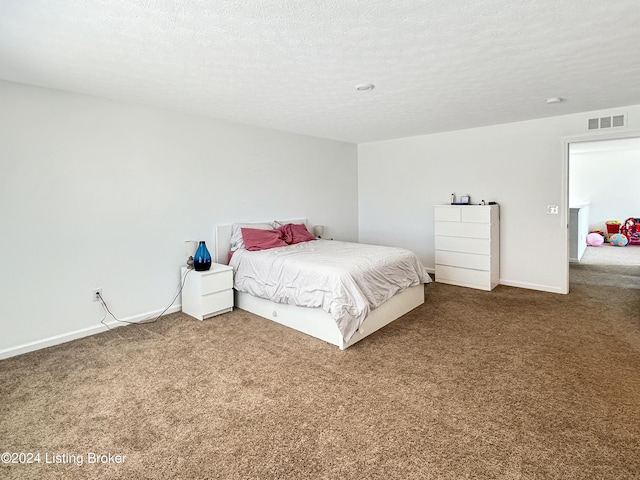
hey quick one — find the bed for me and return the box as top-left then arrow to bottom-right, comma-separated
215,219 -> 430,349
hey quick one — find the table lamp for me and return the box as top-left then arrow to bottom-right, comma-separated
184,240 -> 198,269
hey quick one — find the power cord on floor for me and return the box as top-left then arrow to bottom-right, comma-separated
99,268 -> 192,330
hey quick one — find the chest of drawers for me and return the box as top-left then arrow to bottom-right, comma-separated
434,205 -> 499,291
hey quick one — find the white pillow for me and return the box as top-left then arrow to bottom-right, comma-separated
230,222 -> 274,251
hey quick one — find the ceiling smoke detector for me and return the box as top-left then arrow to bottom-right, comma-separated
546,97 -> 564,104
354,83 -> 375,91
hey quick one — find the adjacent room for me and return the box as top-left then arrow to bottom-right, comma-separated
1,2 -> 639,479
569,137 -> 640,265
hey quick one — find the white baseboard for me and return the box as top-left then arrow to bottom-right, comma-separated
0,305 -> 182,360
498,279 -> 567,294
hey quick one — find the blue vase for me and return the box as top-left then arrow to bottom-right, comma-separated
193,241 -> 212,271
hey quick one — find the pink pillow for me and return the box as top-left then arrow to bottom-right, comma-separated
240,227 -> 288,251
278,223 -> 316,244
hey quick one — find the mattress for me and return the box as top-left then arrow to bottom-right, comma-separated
229,239 -> 430,342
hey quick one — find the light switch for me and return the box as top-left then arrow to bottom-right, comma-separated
547,205 -> 559,215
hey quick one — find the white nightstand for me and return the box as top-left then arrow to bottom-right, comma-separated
181,264 -> 234,320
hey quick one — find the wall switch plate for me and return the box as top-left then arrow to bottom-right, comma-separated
547,205 -> 559,215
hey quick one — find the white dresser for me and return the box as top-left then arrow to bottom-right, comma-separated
181,264 -> 234,320
434,205 -> 500,291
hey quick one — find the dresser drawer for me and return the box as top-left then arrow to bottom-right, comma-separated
435,236 -> 491,255
436,250 -> 491,270
435,265 -> 492,290
435,221 -> 491,239
201,268 -> 233,294
434,206 -> 461,222
461,207 -> 491,223
201,290 -> 234,318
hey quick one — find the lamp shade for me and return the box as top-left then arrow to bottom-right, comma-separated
184,240 -> 198,257
313,225 -> 325,238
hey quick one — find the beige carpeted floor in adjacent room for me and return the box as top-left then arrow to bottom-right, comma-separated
1,264 -> 639,480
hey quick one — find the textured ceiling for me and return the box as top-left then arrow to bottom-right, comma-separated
1,1 -> 640,143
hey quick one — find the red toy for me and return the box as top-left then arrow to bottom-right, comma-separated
621,217 -> 640,245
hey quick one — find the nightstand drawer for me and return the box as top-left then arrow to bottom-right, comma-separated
201,269 -> 233,294
201,290 -> 234,318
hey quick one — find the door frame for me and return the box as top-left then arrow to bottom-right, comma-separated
561,128 -> 640,293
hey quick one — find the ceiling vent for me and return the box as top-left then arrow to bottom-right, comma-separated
588,114 -> 626,130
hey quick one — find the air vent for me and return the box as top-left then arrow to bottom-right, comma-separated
588,113 -> 626,130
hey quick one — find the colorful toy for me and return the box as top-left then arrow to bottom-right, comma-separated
605,220 -> 621,242
621,217 -> 640,245
586,232 -> 604,246
609,233 -> 628,247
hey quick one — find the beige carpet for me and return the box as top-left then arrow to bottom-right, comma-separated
1,268 -> 639,479
580,243 -> 640,266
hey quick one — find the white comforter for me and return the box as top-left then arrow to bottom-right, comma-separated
230,240 -> 430,342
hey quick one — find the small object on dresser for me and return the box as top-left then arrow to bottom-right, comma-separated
185,240 -> 198,269
451,194 -> 470,205
193,241 -> 212,271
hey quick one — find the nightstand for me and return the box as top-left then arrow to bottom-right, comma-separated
181,265 -> 234,320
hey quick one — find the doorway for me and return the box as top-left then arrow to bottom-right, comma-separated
566,134 -> 640,290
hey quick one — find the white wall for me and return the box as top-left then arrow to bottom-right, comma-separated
570,144 -> 640,231
0,80 -> 358,358
358,105 -> 640,294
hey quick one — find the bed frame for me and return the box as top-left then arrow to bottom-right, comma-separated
215,219 -> 425,349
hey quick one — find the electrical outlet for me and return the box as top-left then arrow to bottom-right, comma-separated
92,288 -> 102,302
547,205 -> 559,215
